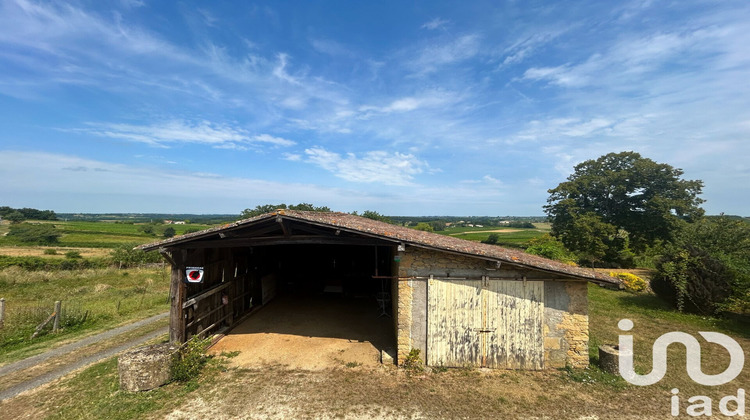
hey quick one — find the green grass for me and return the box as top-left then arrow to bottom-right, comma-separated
440,227 -> 547,248
41,357 -> 188,420
2,284 -> 748,419
33,346 -> 230,420
0,266 -> 170,363
0,220 -> 213,248
587,283 -> 750,399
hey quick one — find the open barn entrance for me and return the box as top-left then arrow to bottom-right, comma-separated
208,243 -> 396,368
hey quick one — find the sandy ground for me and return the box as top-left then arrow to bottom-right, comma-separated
209,294 -> 394,370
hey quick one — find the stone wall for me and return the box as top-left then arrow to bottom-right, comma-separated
543,281 -> 589,369
399,247 -> 497,278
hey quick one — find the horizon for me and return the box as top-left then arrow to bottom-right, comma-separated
2,1 -> 749,216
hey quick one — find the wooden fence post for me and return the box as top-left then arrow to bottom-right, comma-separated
53,300 -> 61,332
0,298 -> 5,329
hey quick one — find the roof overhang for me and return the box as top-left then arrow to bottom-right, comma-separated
139,211 -> 621,287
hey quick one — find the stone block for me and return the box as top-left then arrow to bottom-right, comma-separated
118,343 -> 178,392
598,344 -> 624,375
544,337 -> 561,350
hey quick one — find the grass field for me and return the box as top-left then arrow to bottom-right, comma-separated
0,220 -> 213,249
0,219 -> 218,362
0,266 -> 170,363
2,282 -> 747,419
440,225 -> 549,248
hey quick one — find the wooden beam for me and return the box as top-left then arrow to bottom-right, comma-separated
277,215 -> 291,237
182,281 -> 233,309
169,249 -> 187,344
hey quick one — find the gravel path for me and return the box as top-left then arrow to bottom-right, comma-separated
0,312 -> 169,401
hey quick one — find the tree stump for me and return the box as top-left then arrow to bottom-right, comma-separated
598,344 -> 623,375
118,343 -> 178,392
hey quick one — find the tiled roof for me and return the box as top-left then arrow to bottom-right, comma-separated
139,210 -> 620,285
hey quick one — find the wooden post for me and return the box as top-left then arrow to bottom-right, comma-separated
53,300 -> 62,332
0,298 -> 5,329
169,249 -> 187,344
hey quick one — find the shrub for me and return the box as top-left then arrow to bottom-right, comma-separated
43,249 -> 58,255
171,336 -> 212,382
651,216 -> 750,314
65,250 -> 82,259
610,272 -> 647,293
0,255 -> 107,270
652,247 -> 733,314
525,234 -> 577,264
403,348 -> 424,374
110,245 -> 162,268
505,221 -> 536,229
413,222 -> 434,232
7,223 -> 62,244
482,233 -> 499,245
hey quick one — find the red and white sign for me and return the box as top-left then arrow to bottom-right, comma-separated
185,267 -> 204,283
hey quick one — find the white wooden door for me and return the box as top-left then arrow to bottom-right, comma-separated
427,278 -> 544,369
427,278 -> 483,367
484,280 -> 544,369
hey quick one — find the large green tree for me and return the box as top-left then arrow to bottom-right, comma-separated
545,152 -> 704,259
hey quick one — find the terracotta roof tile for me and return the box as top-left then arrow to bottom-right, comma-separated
139,210 -> 620,285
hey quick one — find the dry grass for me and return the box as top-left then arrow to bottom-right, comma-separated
0,266 -> 170,363
0,246 -> 110,258
1,285 -> 747,419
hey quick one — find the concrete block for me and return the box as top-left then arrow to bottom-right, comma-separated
118,343 -> 178,392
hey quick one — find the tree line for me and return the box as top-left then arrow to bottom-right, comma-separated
0,206 -> 57,222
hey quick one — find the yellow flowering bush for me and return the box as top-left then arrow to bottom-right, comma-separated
610,272 -> 647,293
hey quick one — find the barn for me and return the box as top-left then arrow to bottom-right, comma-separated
139,210 -> 618,370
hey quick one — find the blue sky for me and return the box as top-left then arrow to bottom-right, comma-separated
1,0 -> 749,216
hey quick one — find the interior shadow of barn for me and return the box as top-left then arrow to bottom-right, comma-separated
208,244 -> 396,369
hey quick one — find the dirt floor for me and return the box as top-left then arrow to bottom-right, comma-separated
209,294 -> 394,370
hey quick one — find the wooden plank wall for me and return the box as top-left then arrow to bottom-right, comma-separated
427,278 -> 483,367
485,280 -> 544,369
427,278 -> 544,369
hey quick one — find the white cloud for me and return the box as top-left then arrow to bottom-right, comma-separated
252,134 -> 296,147
0,150 -> 356,213
356,90 -> 461,119
197,8 -> 218,27
0,150 -> 519,215
421,18 -> 449,30
521,26 -> 732,89
409,34 -> 481,74
500,29 -> 567,67
482,175 -> 503,185
511,117 -> 614,143
282,153 -> 302,161
73,120 -> 294,149
304,147 -> 428,186
310,38 -> 352,56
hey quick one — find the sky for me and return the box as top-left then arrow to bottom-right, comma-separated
1,0 -> 749,216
